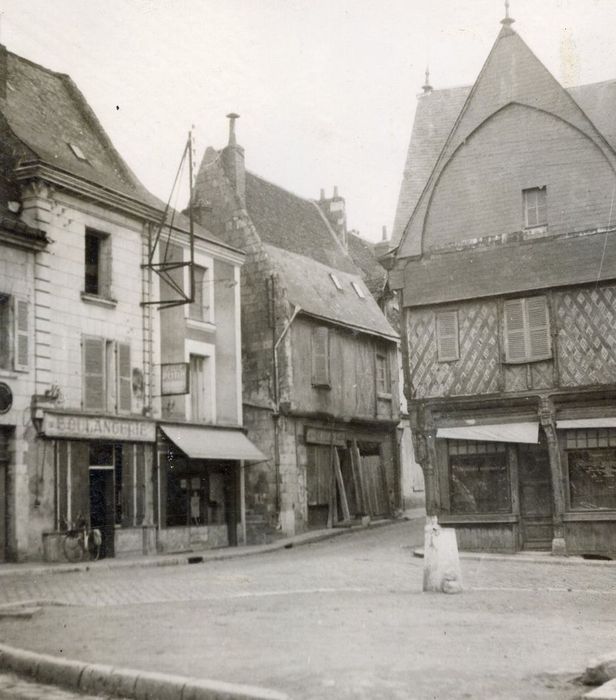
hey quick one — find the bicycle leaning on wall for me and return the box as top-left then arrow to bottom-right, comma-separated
62,514 -> 102,562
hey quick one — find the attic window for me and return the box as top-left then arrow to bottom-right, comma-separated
68,143 -> 88,162
351,281 -> 366,299
329,273 -> 343,291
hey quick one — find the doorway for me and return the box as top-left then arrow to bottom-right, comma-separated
89,469 -> 115,558
518,436 -> 553,550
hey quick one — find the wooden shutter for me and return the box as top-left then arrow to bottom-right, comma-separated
504,299 -> 527,362
83,336 -> 106,410
436,311 -> 459,361
13,297 -> 29,371
526,296 -> 551,359
311,326 -> 329,386
117,342 -> 132,413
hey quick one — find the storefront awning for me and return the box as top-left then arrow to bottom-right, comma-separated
160,425 -> 266,461
436,422 -> 539,444
556,418 -> 616,429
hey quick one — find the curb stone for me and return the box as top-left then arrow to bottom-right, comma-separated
412,547 -> 616,567
0,643 -> 289,700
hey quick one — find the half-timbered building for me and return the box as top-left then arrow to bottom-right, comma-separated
390,12 -> 616,557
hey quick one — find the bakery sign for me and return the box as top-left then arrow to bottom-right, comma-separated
42,412 -> 156,442
161,363 -> 190,396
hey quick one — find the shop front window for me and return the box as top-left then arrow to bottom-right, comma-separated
568,449 -> 616,510
448,441 -> 511,514
166,457 -> 228,527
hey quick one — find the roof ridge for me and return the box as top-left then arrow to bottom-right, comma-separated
7,49 -> 64,79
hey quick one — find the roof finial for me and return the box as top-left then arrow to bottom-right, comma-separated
422,66 -> 433,94
501,0 -> 515,27
226,113 -> 239,147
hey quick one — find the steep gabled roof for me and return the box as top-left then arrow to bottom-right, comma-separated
346,231 -> 387,298
0,50 -> 161,210
264,244 -> 397,339
245,172 -> 356,274
393,26 -> 616,258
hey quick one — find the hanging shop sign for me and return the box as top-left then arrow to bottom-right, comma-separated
42,411 -> 155,442
161,363 -> 190,396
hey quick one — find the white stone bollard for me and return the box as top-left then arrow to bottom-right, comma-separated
423,516 -> 463,594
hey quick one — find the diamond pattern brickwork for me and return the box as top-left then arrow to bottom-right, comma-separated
406,301 -> 500,399
555,284 -> 616,387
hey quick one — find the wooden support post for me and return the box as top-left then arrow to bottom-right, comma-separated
333,449 -> 351,523
350,440 -> 366,514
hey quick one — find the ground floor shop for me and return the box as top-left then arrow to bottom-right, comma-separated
413,394 -> 616,558
156,423 -> 265,552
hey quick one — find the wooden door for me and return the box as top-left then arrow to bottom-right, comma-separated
518,439 -> 553,550
90,469 -> 115,558
361,455 -> 389,517
307,445 -> 332,528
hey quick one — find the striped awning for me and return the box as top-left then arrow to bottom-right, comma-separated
436,422 -> 539,444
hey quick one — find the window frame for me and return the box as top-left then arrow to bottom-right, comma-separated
185,340 -> 216,423
311,326 -> 330,388
562,429 -> 616,512
184,251 -> 215,329
375,350 -> 391,396
503,295 -> 552,364
84,228 -> 112,299
435,309 -> 460,362
82,335 -> 132,414
523,186 -> 547,229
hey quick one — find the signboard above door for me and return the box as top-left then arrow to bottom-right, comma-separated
161,363 -> 190,396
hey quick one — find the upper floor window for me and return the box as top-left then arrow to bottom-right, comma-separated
82,336 -> 131,413
188,265 -> 212,323
84,229 -> 111,297
0,293 -> 29,372
311,326 -> 330,387
436,310 -> 459,362
189,353 -> 211,422
523,187 -> 547,229
503,295 -> 551,363
375,352 -> 390,395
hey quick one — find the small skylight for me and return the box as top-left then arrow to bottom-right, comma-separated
351,281 -> 366,299
329,273 -> 343,291
68,142 -> 88,162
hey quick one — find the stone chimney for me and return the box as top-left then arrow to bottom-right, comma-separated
222,113 -> 245,203
0,45 -> 7,100
318,186 -> 347,248
374,225 -> 391,259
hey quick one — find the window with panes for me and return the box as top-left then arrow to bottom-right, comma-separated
564,429 -> 616,510
523,187 -> 547,228
448,440 -> 512,514
84,229 -> 111,297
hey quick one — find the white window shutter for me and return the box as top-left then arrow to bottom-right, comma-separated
117,342 -> 132,413
504,299 -> 527,361
526,296 -> 551,359
13,297 -> 29,372
83,336 -> 105,410
436,311 -> 459,362
312,326 -> 329,385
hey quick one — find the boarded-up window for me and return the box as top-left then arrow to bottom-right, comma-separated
311,326 -> 330,386
13,297 -> 29,372
83,336 -> 106,410
504,296 -> 551,363
436,310 -> 459,362
117,342 -> 132,413
523,187 -> 547,228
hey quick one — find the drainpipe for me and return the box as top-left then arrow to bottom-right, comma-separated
272,304 -> 301,519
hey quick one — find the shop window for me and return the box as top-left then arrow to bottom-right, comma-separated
448,441 -> 511,514
84,229 -> 111,298
311,326 -> 330,387
565,429 -> 616,510
165,457 -> 224,528
503,296 -> 551,363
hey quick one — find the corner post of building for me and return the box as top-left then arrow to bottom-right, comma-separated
538,396 -> 566,556
410,406 -> 439,516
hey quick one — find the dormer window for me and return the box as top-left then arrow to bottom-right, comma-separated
351,281 -> 365,299
523,187 -> 547,228
329,273 -> 343,291
68,142 -> 88,162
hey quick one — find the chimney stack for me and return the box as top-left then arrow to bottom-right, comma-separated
422,67 -> 433,95
374,225 -> 391,259
317,186 -> 347,248
222,112 -> 245,203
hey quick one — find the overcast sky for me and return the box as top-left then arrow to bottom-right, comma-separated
2,0 -> 616,241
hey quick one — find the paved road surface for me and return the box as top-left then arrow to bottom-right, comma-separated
0,520 -> 613,699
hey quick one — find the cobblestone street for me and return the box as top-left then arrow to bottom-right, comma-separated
0,520 -> 614,699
